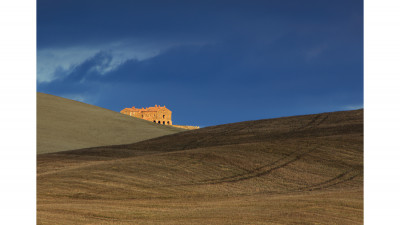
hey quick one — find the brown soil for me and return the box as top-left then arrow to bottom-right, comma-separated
37,109 -> 363,224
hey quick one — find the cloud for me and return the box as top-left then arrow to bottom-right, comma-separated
37,39 -> 212,83
62,51 -> 113,84
37,41 -> 165,83
37,41 -> 219,106
342,104 -> 363,110
37,44 -> 154,83
59,93 -> 96,104
37,46 -> 97,83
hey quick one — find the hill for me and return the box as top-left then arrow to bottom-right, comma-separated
37,92 -> 184,154
37,109 -> 363,224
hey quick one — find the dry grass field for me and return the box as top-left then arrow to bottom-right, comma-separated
37,92 -> 184,154
37,109 -> 363,224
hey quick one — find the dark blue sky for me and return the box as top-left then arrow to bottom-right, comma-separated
37,0 -> 363,127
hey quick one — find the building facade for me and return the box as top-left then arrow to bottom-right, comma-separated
120,105 -> 172,125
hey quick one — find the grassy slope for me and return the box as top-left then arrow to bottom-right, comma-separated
37,92 -> 184,154
37,109 -> 363,224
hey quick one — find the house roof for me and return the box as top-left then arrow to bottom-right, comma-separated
122,105 -> 171,113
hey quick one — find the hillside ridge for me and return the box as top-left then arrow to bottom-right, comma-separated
37,92 -> 184,154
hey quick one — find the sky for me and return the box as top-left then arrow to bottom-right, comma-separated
37,0 -> 363,127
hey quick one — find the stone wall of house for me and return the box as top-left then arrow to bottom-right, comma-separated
121,105 -> 200,130
121,105 -> 172,125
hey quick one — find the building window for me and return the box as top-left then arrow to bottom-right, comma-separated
158,121 -> 161,124
163,115 -> 165,119
167,121 -> 170,125
163,121 -> 165,125
153,120 -> 156,123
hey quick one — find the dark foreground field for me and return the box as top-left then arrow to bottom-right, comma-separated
37,109 -> 363,224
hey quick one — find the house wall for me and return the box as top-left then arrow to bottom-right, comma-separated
120,106 -> 172,125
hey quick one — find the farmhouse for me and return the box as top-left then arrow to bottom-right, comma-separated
120,105 -> 172,125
